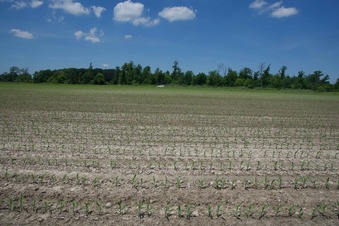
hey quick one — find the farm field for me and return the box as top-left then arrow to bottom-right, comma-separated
0,83 -> 338,225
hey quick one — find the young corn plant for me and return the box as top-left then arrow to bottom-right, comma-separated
214,177 -> 224,189
43,201 -> 51,214
152,176 -> 157,188
197,178 -> 205,189
288,205 -> 296,216
258,205 -> 268,219
185,205 -> 192,220
244,203 -> 254,218
207,204 -> 213,218
274,205 -> 283,216
325,177 -> 330,189
173,161 -> 178,171
72,201 -> 78,216
176,177 -> 184,188
244,179 -> 250,190
96,201 -> 102,215
233,202 -> 242,219
164,205 -> 170,219
278,175 -> 283,189
19,192 -> 23,212
264,176 -> 270,189
145,202 -> 152,217
31,200 -> 38,213
254,177 -> 259,189
117,201 -> 125,215
301,176 -> 308,189
84,202 -> 91,215
132,174 -> 137,188
8,197 -> 14,211
231,179 -> 237,190
177,204 -> 182,218
311,207 -> 318,219
298,206 -> 304,219
293,177 -> 299,190
137,201 -> 143,218
58,201 -> 65,214
216,203 -> 222,217
318,202 -> 328,217
270,179 -> 275,190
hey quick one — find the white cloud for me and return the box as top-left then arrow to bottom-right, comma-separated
249,0 -> 298,18
74,30 -> 84,40
10,28 -> 33,39
91,6 -> 106,18
271,6 -> 298,18
268,1 -> 282,10
11,0 -> 43,9
113,0 -> 159,27
132,17 -> 160,27
249,0 -> 267,9
74,27 -> 103,43
114,0 -> 143,22
49,0 -> 90,16
11,1 -> 27,9
30,0 -> 43,8
124,34 -> 132,39
159,7 -> 196,22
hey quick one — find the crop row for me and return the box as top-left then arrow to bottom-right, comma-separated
2,170 -> 338,190
1,193 -> 337,220
2,141 -> 338,161
1,156 -> 337,174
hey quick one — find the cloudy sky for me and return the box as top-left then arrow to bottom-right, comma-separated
1,0 -> 338,82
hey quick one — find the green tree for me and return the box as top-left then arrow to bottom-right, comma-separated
142,66 -> 153,84
183,70 -> 194,85
270,74 -> 282,89
260,65 -> 271,87
279,66 -> 287,79
193,72 -> 207,85
224,68 -> 238,87
82,64 -> 94,84
305,70 -> 329,90
154,67 -> 165,85
239,67 -> 253,80
33,70 -> 53,83
171,60 -> 183,84
334,78 -> 339,91
207,70 -> 222,87
234,78 -> 246,87
93,73 -> 106,85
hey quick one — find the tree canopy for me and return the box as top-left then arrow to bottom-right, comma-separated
1,61 -> 338,92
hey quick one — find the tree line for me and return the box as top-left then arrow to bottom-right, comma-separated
1,61 -> 338,91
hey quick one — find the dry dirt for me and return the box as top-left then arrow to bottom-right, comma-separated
0,85 -> 338,225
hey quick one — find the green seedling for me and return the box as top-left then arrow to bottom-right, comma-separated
244,203 -> 254,218
216,203 -> 222,217
207,204 -> 213,218
258,205 -> 268,219
233,202 -> 242,219
164,206 -> 170,219
185,205 -> 192,219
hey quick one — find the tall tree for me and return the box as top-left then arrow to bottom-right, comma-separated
279,65 -> 287,79
207,70 -> 222,87
224,68 -> 238,87
183,70 -> 194,86
193,72 -> 207,86
261,65 -> 271,87
171,60 -> 182,84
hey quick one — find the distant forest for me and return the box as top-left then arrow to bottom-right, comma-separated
1,61 -> 338,91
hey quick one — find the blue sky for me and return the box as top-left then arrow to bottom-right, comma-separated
1,0 -> 338,82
